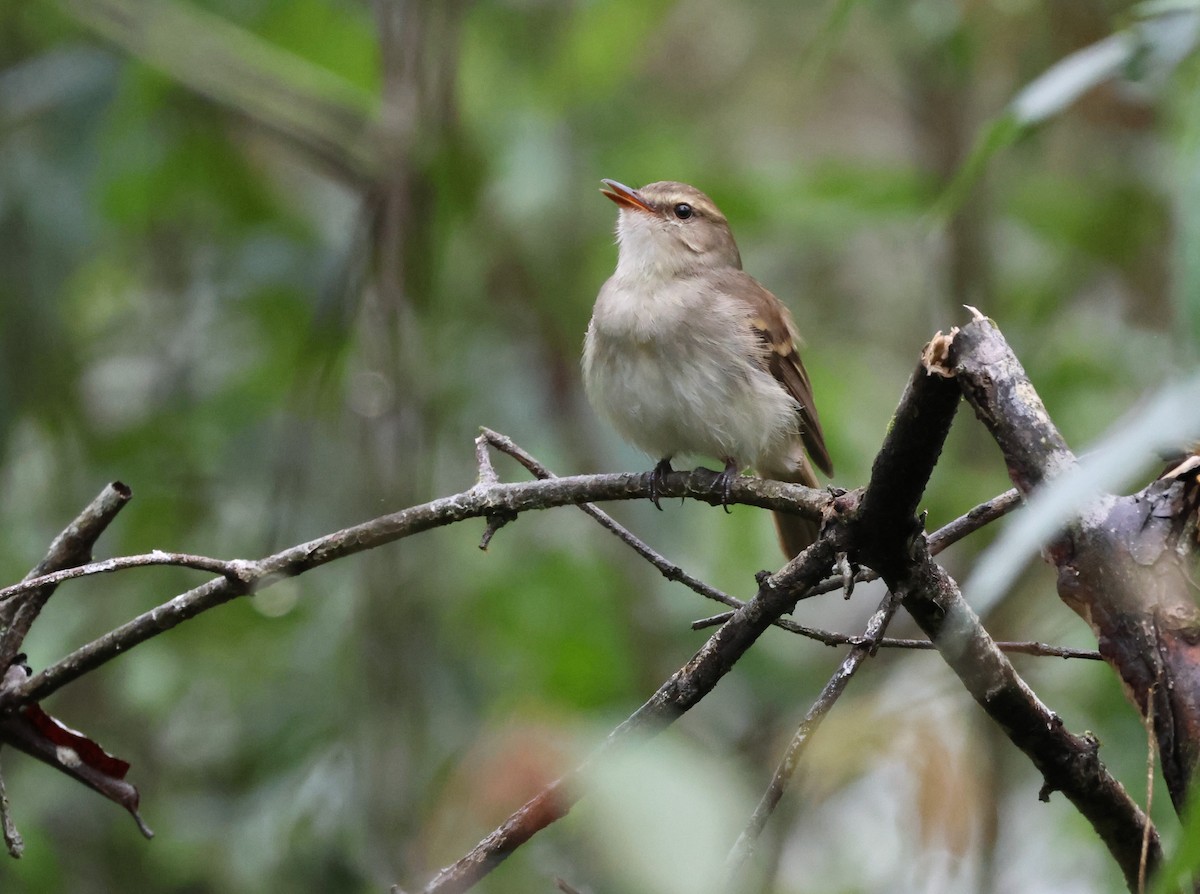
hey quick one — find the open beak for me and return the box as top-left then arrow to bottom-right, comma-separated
600,179 -> 654,213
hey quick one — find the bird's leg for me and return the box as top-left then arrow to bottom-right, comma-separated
716,458 -> 739,513
649,458 -> 674,510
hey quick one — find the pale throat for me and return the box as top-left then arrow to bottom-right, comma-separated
613,213 -> 699,282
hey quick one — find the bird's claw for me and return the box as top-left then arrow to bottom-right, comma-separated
649,459 -> 673,510
716,459 -> 739,513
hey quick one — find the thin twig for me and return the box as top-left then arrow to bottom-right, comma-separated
0,552 -> 237,604
1139,685 -> 1157,894
725,589 -> 903,877
473,432 -> 509,549
480,428 -> 745,611
0,751 -> 21,859
688,614 -> 1101,661
980,640 -> 1100,659
481,433 -> 1058,670
0,467 -> 828,709
693,488 -> 1023,627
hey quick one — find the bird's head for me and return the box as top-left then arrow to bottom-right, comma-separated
601,179 -> 742,279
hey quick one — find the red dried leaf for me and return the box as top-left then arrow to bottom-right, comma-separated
0,702 -> 152,839
19,704 -> 131,780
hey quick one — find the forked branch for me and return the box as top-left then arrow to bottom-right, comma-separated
408,326 -> 1157,893
944,315 -> 1200,817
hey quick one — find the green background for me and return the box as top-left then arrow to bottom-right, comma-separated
0,0 -> 1196,891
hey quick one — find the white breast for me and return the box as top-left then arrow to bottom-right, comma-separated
582,274 -> 799,471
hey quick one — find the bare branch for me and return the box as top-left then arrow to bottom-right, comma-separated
0,752 -> 21,859
0,553 -> 237,604
480,428 -> 748,613
852,344 -> 962,577
413,342 -> 1156,892
474,432 -> 500,487
988,640 -> 1101,660
29,482 -> 133,579
927,487 -> 1022,550
949,317 -> 1200,823
0,482 -> 133,672
694,487 -> 1023,627
944,315 -> 1075,494
858,341 -> 1161,891
688,613 -> 1101,661
0,470 -> 830,709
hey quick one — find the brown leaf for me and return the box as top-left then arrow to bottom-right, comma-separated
0,664 -> 152,839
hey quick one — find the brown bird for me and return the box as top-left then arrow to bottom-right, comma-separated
583,179 -> 833,556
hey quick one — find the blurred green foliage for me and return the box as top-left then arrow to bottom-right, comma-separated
0,0 -> 1198,891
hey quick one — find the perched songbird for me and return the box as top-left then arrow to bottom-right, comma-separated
583,179 -> 833,557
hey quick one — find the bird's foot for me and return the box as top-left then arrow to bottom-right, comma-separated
649,459 -> 674,510
716,458 -> 739,513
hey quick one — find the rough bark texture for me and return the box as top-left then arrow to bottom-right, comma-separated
1052,479 -> 1200,813
949,316 -> 1200,814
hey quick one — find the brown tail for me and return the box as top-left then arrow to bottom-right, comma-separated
759,452 -> 822,558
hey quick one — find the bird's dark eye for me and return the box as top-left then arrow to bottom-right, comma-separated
673,203 -> 694,220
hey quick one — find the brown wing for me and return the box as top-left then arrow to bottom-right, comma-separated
736,275 -> 834,477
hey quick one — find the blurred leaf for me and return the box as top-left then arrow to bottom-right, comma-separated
62,0 -> 383,180
581,733 -> 757,894
1012,34 -> 1137,126
935,2 -> 1200,220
